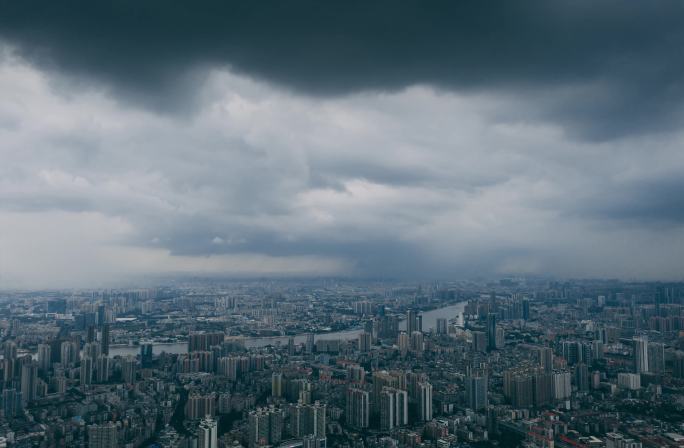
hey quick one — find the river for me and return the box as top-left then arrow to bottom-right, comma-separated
108,301 -> 466,357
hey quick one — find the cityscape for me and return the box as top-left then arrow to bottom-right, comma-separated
1,2 -> 684,448
0,279 -> 683,447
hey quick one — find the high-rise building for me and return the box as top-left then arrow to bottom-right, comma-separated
618,373 -> 641,390
188,332 -> 224,352
100,324 -> 110,356
20,362 -> 38,405
435,318 -> 448,335
538,347 -> 554,372
465,374 -> 488,411
472,331 -> 487,353
397,332 -> 409,356
574,363 -> 590,392
95,355 -> 110,383
2,389 -> 23,418
88,422 -> 118,448
140,343 -> 153,367
198,416 -> 218,448
121,356 -> 137,384
417,382 -> 433,422
272,372 -> 283,398
306,333 -> 315,354
60,340 -> 77,366
80,357 -> 94,386
553,371 -> 572,400
647,342 -> 665,374
358,332 -> 371,353
486,313 -> 497,351
186,393 -> 216,420
37,344 -> 51,374
410,331 -> 424,354
248,406 -> 283,448
345,387 -> 369,429
406,310 -> 422,334
633,336 -> 649,374
380,387 -> 408,430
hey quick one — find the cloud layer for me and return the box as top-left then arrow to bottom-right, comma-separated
1,3 -> 684,288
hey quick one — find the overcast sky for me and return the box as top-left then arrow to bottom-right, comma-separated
1,1 -> 684,288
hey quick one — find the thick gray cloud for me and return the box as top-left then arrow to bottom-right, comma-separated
0,4 -> 684,288
1,1 -> 684,139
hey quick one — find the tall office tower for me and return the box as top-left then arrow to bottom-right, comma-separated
574,363 -> 590,392
37,344 -> 51,374
407,310 -> 422,334
20,362 -> 38,405
397,332 -> 409,356
410,331 -> 424,354
647,342 -> 665,374
186,394 -> 216,420
287,336 -> 295,356
306,333 -> 315,354
489,291 -> 497,311
417,382 -> 433,422
95,355 -> 110,383
272,372 -> 283,398
486,313 -> 497,351
2,389 -> 23,418
472,331 -> 487,353
538,347 -> 554,372
522,299 -> 530,320
465,374 -> 488,411
358,332 -> 371,353
121,356 -> 137,385
380,387 -> 408,430
100,324 -> 110,356
198,416 -> 218,448
436,318 -> 448,335
633,336 -> 649,374
561,341 -> 583,365
88,422 -> 118,448
80,357 -> 93,386
553,371 -> 572,400
345,387 -> 370,429
140,343 -> 153,367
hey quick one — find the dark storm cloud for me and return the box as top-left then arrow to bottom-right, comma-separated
1,1 -> 683,138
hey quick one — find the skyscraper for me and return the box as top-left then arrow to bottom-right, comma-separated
465,374 -> 488,411
37,344 -> 51,374
633,336 -> 649,374
486,313 -> 497,351
435,318 -> 448,335
417,382 -> 433,422
380,387 -> 408,430
345,387 -> 369,429
20,362 -> 38,405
